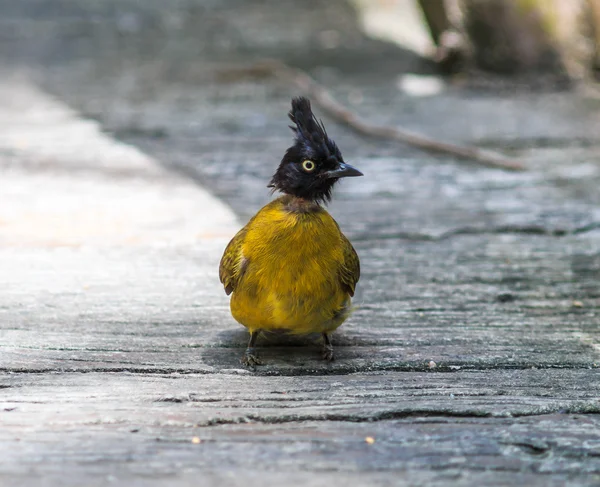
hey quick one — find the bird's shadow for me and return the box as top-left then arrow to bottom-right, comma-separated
202,327 -> 362,373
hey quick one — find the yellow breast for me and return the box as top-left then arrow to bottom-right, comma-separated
230,196 -> 351,334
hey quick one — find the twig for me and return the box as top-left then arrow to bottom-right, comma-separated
215,59 -> 525,171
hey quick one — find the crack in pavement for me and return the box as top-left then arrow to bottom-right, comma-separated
1,362 -> 598,376
180,407 -> 600,427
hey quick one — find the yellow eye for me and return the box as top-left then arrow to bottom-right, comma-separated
302,160 -> 316,172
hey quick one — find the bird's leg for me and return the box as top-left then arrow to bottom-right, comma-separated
242,330 -> 263,366
321,333 -> 334,362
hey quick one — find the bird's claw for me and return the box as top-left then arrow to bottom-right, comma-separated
242,348 -> 263,367
321,344 -> 335,362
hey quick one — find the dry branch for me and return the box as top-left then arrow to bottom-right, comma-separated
216,59 -> 525,171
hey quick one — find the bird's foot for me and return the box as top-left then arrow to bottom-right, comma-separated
321,333 -> 335,362
321,344 -> 335,362
241,348 -> 263,367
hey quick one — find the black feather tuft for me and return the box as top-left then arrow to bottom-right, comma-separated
288,97 -> 338,159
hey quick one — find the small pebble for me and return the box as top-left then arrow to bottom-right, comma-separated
428,361 -> 436,369
572,300 -> 584,308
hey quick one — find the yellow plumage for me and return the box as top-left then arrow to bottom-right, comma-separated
219,195 -> 359,336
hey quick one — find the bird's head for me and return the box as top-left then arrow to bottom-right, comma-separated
268,97 -> 362,204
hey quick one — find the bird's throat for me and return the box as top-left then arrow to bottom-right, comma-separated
283,195 -> 323,214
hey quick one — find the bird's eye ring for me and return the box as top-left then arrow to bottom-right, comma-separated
302,160 -> 316,172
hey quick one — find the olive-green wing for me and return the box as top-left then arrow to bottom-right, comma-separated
339,234 -> 360,297
219,226 -> 248,296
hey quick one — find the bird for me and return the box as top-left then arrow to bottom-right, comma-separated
219,96 -> 362,366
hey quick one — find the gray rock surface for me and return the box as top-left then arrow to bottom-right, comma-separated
1,1 -> 600,486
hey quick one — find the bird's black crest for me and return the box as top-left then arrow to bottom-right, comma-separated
288,97 -> 340,161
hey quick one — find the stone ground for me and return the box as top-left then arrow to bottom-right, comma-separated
1,1 -> 600,486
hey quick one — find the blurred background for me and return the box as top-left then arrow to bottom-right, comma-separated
1,0 -> 599,227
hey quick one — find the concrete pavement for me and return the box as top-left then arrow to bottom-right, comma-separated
2,1 -> 600,485
0,78 -> 240,375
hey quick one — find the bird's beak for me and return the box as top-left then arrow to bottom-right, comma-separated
324,162 -> 363,179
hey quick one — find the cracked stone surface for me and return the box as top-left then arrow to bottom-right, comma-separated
1,1 -> 600,486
